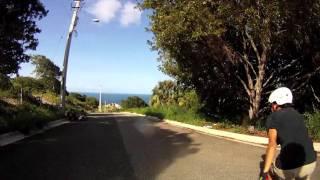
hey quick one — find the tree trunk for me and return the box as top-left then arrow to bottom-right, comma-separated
248,48 -> 267,123
248,90 -> 262,122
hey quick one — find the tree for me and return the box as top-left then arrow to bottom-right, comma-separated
0,1 -> 48,75
32,55 -> 61,94
141,0 -> 320,123
11,76 -> 44,94
121,96 -> 148,109
150,80 -> 201,111
151,80 -> 179,107
0,74 -> 11,90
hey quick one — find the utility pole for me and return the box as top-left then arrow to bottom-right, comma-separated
99,89 -> 102,112
20,87 -> 23,104
60,0 -> 82,110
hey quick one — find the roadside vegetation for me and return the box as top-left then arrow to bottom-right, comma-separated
0,55 -> 98,135
124,80 -> 320,141
1,1 -> 319,141
127,1 -> 320,141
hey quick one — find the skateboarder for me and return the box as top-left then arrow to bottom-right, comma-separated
260,87 -> 317,180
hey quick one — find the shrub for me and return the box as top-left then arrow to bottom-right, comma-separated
305,111 -> 320,141
3,103 -> 63,134
121,96 -> 148,109
125,106 -> 206,126
69,93 -> 86,102
0,74 -> 12,90
0,117 -> 8,134
0,90 -> 16,98
41,91 -> 60,105
12,111 -> 35,134
85,97 -> 98,110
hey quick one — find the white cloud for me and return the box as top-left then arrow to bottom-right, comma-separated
120,2 -> 142,27
87,0 -> 121,23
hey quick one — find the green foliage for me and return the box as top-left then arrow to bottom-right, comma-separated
31,55 -> 61,94
11,76 -> 44,94
151,80 -> 178,107
0,90 -> 16,99
0,74 -> 12,90
66,92 -> 98,111
69,93 -> 86,102
305,111 -> 320,141
85,97 -> 99,110
141,0 -> 320,122
121,96 -> 148,109
127,106 -> 206,126
0,102 -> 63,134
0,1 -> 48,75
40,91 -> 60,105
151,80 -> 201,112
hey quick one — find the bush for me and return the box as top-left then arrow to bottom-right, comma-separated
66,93 -> 98,111
305,111 -> 320,141
69,93 -> 86,102
0,90 -> 17,99
125,106 -> 207,126
85,97 -> 98,110
0,117 -> 8,134
0,74 -> 12,90
1,103 -> 63,134
41,91 -> 60,105
121,96 -> 148,109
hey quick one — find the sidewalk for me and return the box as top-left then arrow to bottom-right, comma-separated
123,112 -> 320,153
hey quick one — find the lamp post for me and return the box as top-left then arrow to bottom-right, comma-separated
60,0 -> 82,110
99,88 -> 102,112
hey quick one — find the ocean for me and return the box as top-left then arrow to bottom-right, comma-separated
79,92 -> 151,104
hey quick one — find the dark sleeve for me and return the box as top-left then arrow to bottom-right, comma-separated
266,114 -> 278,130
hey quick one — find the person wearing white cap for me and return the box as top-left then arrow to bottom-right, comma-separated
260,87 -> 317,180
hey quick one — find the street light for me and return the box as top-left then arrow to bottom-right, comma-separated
60,0 -> 99,110
92,18 -> 100,23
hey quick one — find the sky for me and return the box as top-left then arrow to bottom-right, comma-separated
19,0 -> 170,94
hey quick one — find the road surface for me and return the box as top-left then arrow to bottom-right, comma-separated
0,114 -> 319,180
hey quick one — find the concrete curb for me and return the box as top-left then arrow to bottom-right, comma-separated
164,119 -> 268,144
121,112 -> 320,153
0,119 -> 69,147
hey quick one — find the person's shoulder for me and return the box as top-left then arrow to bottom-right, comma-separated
266,112 -> 278,129
280,107 -> 301,116
267,111 -> 279,122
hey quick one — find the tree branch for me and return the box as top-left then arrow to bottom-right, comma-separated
236,75 -> 250,96
282,58 -> 299,70
263,72 -> 274,87
292,66 -> 320,91
263,58 -> 300,88
245,28 -> 261,62
311,85 -> 320,103
242,54 -> 258,78
241,33 -> 258,78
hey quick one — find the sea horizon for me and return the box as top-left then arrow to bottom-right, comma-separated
75,92 -> 151,104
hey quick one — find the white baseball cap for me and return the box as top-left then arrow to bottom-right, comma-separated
268,87 -> 293,105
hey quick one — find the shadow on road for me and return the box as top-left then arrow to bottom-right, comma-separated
0,118 -> 136,180
116,115 -> 200,179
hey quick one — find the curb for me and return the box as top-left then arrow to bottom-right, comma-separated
122,112 -> 320,153
0,119 -> 69,147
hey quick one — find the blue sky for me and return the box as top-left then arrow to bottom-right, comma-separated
20,0 -> 170,94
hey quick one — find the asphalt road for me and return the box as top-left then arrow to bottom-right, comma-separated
0,114 -> 319,180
